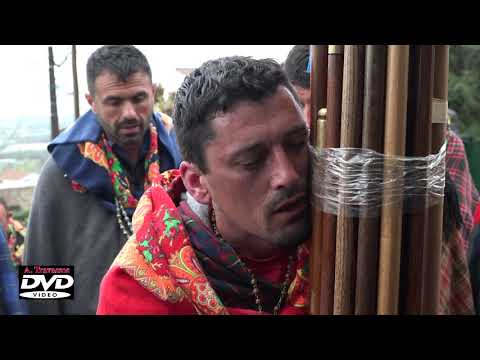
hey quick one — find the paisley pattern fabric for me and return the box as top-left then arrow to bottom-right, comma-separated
111,170 -> 310,315
73,124 -> 162,210
178,201 -> 308,312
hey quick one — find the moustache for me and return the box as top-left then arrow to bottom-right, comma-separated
265,183 -> 307,216
116,118 -> 144,130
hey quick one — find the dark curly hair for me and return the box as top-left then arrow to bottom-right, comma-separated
173,56 -> 299,173
86,45 -> 152,95
284,45 -> 310,90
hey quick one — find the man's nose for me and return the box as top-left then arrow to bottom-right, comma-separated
270,148 -> 301,190
122,101 -> 137,119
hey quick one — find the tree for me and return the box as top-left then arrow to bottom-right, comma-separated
48,46 -> 60,139
449,45 -> 480,140
154,83 -> 176,116
72,45 -> 80,119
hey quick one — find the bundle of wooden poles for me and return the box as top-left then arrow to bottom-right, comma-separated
308,45 -> 449,315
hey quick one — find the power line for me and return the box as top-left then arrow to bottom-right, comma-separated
54,51 -> 71,68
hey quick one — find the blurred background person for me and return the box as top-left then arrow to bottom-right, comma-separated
0,198 -> 25,266
284,45 -> 311,127
0,227 -> 27,314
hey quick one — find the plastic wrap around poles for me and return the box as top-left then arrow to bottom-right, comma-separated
422,45 -> 449,315
355,45 -> 387,315
402,45 -> 434,314
318,45 -> 344,315
377,45 -> 410,315
308,45 -> 328,315
333,45 -> 365,315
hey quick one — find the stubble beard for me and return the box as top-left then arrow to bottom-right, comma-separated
263,183 -> 311,249
99,113 -> 152,148
267,207 -> 311,249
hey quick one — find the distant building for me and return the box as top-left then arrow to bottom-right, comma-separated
0,172 -> 39,211
0,142 -> 49,155
0,169 -> 29,182
0,173 -> 39,190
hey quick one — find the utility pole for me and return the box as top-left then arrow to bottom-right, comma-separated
72,45 -> 80,119
48,46 -> 60,139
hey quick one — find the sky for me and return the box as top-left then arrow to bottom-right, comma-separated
0,45 -> 293,126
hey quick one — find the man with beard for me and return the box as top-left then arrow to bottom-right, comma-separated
97,56 -> 311,315
24,45 -> 181,315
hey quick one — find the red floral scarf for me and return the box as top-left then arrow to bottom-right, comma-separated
72,124 -> 163,210
111,171 -> 310,315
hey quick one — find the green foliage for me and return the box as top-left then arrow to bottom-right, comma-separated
154,83 -> 176,116
449,45 -> 480,140
12,208 -> 29,225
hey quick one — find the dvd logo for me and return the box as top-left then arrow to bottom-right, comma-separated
19,266 -> 74,300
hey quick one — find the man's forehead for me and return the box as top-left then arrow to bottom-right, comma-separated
229,122 -> 307,152
215,86 -> 299,120
209,91 -> 306,156
95,71 -> 151,89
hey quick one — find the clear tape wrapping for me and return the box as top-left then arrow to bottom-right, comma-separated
311,142 -> 446,217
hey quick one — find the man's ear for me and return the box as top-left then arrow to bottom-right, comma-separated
180,161 -> 211,205
85,93 -> 96,112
